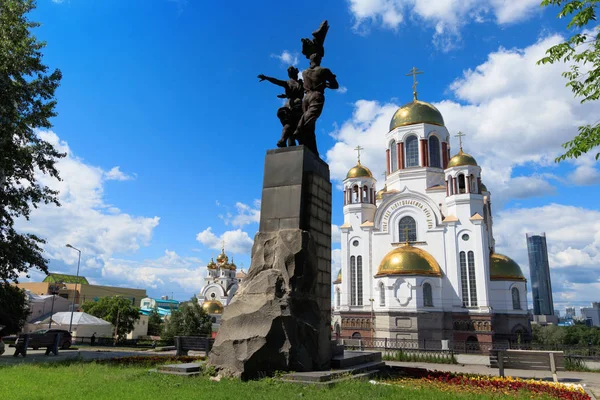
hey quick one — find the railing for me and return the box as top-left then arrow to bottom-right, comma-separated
71,336 -> 174,347
338,336 -> 600,358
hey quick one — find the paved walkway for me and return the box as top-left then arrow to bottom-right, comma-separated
386,360 -> 600,397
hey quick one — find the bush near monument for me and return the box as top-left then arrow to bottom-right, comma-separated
162,296 -> 211,341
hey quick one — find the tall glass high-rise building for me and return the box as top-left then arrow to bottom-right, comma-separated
526,233 -> 554,315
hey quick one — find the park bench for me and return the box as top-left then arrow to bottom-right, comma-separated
490,349 -> 565,382
175,336 -> 214,356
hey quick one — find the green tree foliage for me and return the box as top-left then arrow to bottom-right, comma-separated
538,0 -> 600,161
147,308 -> 163,336
162,297 -> 212,341
82,297 -> 140,340
0,0 -> 64,283
532,323 -> 600,346
0,284 -> 29,334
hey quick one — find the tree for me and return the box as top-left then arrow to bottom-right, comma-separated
162,297 -> 212,341
538,0 -> 600,161
0,284 -> 29,334
0,0 -> 64,283
147,308 -> 163,336
82,297 -> 140,340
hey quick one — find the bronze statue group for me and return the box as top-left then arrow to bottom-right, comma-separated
258,21 -> 338,157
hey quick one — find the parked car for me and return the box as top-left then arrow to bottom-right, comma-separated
15,329 -> 72,350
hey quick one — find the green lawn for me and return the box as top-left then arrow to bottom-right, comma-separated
0,363 -> 553,400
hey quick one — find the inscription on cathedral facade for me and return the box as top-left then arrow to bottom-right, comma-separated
382,199 -> 434,231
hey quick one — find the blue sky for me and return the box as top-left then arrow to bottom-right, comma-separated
18,0 -> 600,313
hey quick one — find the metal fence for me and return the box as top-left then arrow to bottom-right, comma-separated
338,336 -> 600,359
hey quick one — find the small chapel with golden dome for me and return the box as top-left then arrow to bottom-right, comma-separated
197,245 -> 247,331
332,83 -> 530,347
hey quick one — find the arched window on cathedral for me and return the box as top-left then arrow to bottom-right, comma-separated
353,185 -> 359,203
460,251 -> 469,307
429,136 -> 441,168
357,256 -> 363,306
379,281 -> 385,306
399,216 -> 417,243
512,287 -> 521,310
390,140 -> 397,172
350,256 -> 356,306
467,251 -> 478,307
470,174 -> 476,193
458,174 -> 466,194
405,136 -> 419,167
363,185 -> 369,203
336,288 -> 341,308
423,282 -> 433,307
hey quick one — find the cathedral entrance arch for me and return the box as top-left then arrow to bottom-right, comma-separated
375,188 -> 442,234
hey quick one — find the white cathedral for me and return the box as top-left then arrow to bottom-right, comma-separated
332,93 -> 531,347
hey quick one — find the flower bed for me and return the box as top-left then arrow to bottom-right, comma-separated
386,367 -> 590,400
95,355 -> 206,366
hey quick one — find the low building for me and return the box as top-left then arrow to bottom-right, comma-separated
127,314 -> 149,339
140,296 -> 179,318
581,303 -> 600,327
16,273 -> 147,309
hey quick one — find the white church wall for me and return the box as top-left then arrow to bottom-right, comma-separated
489,281 -> 529,314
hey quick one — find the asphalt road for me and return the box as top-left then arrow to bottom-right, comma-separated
0,347 -> 172,366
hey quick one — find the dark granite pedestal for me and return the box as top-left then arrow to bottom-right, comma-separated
209,146 -> 332,379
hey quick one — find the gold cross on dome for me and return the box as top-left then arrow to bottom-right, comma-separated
354,145 -> 364,163
405,66 -> 423,100
455,131 -> 466,150
403,227 -> 411,245
221,239 -> 225,252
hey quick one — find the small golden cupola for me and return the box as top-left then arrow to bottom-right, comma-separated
333,269 -> 342,284
447,148 -> 478,168
376,242 -> 442,277
490,253 -> 526,281
207,258 -> 217,270
216,247 -> 229,265
346,161 -> 374,179
344,145 -> 377,208
229,257 -> 237,271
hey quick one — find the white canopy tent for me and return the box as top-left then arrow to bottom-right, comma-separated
39,312 -> 113,338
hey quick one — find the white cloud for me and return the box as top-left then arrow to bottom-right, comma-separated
15,131 -> 160,272
332,224 -> 341,243
218,200 -> 261,227
337,86 -> 349,94
569,153 -> 600,186
271,50 -> 299,66
102,250 -> 204,293
501,176 -> 556,200
331,248 -> 342,280
347,0 -> 542,50
104,166 -> 135,181
196,227 -> 254,255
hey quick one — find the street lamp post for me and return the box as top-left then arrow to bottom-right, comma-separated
66,244 -> 81,333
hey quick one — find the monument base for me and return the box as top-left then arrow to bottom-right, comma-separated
208,146 -> 332,379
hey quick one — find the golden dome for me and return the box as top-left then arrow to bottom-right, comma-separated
447,149 -> 478,168
229,258 -> 237,271
376,244 -> 442,277
346,161 -> 373,179
376,185 -> 387,201
333,269 -> 342,284
202,300 -> 224,314
207,258 -> 217,270
389,100 -> 445,131
480,183 -> 488,192
490,253 -> 526,281
216,250 -> 228,264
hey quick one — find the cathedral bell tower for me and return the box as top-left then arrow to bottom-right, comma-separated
343,146 -> 377,226
444,133 -> 484,221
